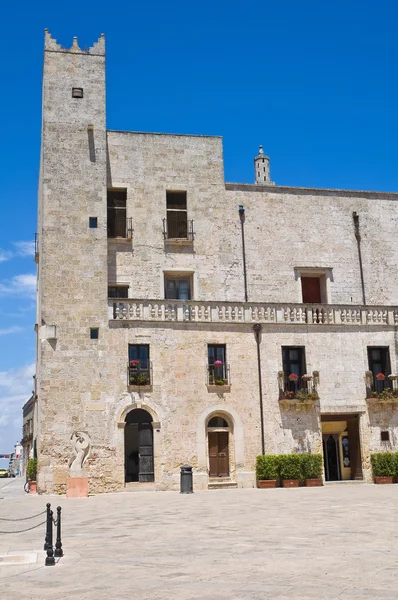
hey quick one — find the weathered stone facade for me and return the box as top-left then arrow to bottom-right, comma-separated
36,31 -> 398,494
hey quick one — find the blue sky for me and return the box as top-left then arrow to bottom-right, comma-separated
1,0 -> 398,463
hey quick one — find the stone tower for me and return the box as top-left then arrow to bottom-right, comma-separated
36,30 -> 108,492
254,145 -> 274,185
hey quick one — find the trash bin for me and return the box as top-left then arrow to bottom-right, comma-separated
180,464 -> 193,494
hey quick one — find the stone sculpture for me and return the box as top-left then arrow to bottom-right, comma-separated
68,431 -> 91,476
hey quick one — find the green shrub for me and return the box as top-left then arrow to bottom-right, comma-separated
279,454 -> 302,480
371,452 -> 395,477
301,454 -> 323,479
27,458 -> 37,481
256,455 -> 280,480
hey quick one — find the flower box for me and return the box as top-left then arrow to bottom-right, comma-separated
375,476 -> 393,484
282,479 -> 299,488
257,480 -> 277,489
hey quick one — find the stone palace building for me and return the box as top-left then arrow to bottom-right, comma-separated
34,30 -> 398,494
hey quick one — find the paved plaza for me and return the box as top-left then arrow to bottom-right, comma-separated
1,478 -> 398,599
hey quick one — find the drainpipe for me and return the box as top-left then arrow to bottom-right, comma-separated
352,212 -> 366,305
238,205 -> 248,302
253,324 -> 265,455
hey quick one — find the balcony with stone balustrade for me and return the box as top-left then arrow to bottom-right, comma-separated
109,300 -> 398,327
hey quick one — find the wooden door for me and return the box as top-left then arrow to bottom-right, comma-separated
138,423 -> 154,482
208,431 -> 229,477
302,277 -> 321,303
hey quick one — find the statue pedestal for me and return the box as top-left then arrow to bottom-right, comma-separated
66,477 -> 88,498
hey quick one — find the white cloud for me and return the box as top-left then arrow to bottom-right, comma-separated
0,241 -> 35,263
0,326 -> 23,335
13,241 -> 35,257
0,250 -> 13,263
0,363 -> 35,451
0,273 -> 36,298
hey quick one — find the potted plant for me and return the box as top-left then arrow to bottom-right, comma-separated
371,452 -> 395,484
27,458 -> 38,494
256,455 -> 279,488
301,454 -> 323,486
288,373 -> 299,382
279,454 -> 302,487
376,372 -> 385,381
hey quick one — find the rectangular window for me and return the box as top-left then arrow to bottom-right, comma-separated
107,189 -> 127,238
164,274 -> 191,300
90,328 -> 99,339
166,191 -> 188,239
128,344 -> 150,386
302,277 -> 322,303
208,344 -> 228,385
368,347 -> 391,392
282,346 -> 306,392
89,217 -> 98,229
72,87 -> 83,98
108,286 -> 129,298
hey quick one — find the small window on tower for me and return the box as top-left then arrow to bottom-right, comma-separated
381,431 -> 390,442
72,87 -> 83,98
89,217 -> 98,229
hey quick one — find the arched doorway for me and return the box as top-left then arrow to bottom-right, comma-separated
124,409 -> 154,483
207,415 -> 230,478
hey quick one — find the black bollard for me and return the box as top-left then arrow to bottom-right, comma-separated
44,503 -> 51,550
45,510 -> 55,566
180,464 -> 193,494
54,506 -> 63,558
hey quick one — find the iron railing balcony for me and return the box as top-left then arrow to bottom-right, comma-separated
207,363 -> 230,386
278,372 -> 319,401
127,361 -> 152,387
163,218 -> 194,241
365,372 -> 398,400
108,216 -> 133,240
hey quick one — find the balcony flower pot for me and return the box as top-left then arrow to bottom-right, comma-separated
374,476 -> 393,484
282,479 -> 299,488
288,373 -> 299,382
305,478 -> 322,487
256,455 -> 279,488
257,479 -> 277,488
376,373 -> 385,381
371,453 -> 396,484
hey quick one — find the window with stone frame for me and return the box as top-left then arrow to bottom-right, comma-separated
282,346 -> 306,393
367,347 -> 391,393
128,344 -> 151,386
164,274 -> 192,300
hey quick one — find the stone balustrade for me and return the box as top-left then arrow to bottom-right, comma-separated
109,300 -> 398,326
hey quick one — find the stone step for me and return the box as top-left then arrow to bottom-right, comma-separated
123,482 -> 156,492
325,479 -> 366,485
208,481 -> 238,490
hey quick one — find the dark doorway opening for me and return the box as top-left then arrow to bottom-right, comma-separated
321,414 -> 363,481
124,409 -> 154,483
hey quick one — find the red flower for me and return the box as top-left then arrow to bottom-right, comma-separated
130,360 -> 140,367
289,373 -> 299,380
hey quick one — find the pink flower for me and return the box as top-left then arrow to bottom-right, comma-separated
289,373 -> 299,381
130,360 -> 140,367
214,360 -> 223,366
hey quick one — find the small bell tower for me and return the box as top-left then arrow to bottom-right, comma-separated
254,146 -> 274,185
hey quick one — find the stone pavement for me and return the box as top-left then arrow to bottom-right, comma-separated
1,479 -> 398,599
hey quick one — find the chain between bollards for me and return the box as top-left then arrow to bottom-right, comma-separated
54,506 -> 63,558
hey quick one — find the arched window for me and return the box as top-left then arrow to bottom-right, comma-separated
208,416 -> 228,428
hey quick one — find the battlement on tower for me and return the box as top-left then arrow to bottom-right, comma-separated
44,29 -> 105,56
